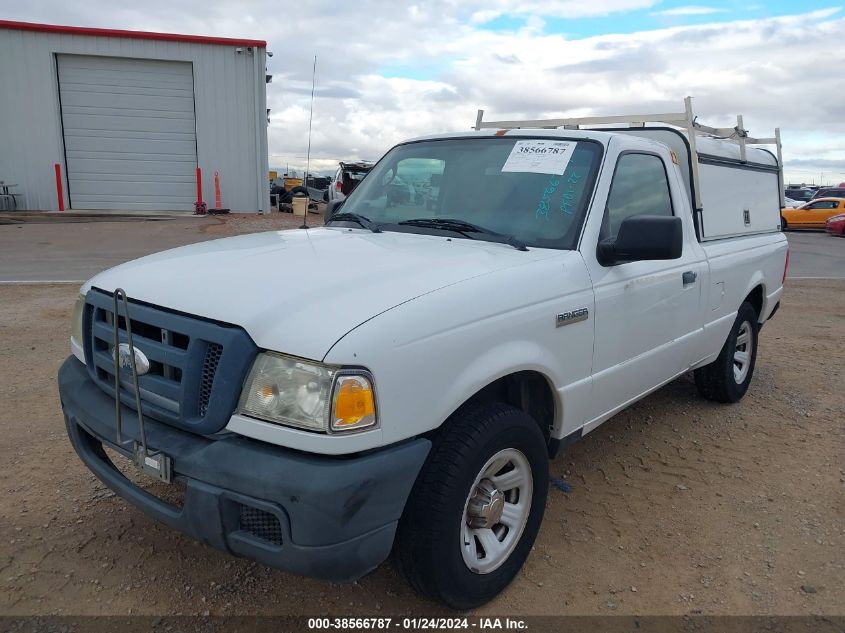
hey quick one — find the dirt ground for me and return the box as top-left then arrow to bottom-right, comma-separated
0,278 -> 842,617
0,211 -> 326,282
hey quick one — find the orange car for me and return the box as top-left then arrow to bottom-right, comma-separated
781,197 -> 845,230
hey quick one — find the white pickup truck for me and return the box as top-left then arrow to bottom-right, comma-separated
59,99 -> 788,609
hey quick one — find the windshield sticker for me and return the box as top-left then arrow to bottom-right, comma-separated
502,140 -> 577,175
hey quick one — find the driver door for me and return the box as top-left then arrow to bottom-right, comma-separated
801,200 -> 839,227
581,146 -> 705,430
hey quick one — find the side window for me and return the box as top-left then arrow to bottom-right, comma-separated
602,153 -> 673,240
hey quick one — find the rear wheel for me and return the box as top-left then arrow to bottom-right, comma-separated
694,301 -> 759,403
394,403 -> 548,609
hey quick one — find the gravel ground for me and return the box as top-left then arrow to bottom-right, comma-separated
0,278 -> 842,617
205,210 -> 326,236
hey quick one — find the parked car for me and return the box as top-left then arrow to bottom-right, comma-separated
810,187 -> 845,200
825,212 -> 845,236
325,161 -> 373,203
59,114 -> 787,609
785,188 -> 814,203
781,197 -> 845,230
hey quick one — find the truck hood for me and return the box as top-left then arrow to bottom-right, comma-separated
84,227 -> 556,360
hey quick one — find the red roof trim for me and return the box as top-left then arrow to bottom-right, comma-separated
0,20 -> 266,48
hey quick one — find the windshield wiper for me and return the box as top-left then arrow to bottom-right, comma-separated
327,212 -> 382,233
397,218 -> 528,251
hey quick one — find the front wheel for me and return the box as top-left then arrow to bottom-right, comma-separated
394,403 -> 548,609
694,301 -> 759,403
780,216 -> 788,230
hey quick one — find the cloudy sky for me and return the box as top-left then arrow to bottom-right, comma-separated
6,0 -> 845,185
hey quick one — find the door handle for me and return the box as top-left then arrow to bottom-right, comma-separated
682,271 -> 697,285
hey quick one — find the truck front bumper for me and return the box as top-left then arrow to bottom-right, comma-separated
58,356 -> 430,582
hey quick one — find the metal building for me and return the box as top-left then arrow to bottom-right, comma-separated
0,21 -> 269,212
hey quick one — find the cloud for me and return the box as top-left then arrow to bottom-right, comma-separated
650,5 -> 728,17
470,0 -> 658,23
283,85 -> 361,100
493,53 -> 522,64
553,46 -> 668,74
787,158 -> 845,169
783,158 -> 845,185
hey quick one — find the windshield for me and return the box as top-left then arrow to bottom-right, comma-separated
338,137 -> 603,250
345,170 -> 369,181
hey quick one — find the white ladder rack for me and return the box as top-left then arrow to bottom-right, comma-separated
473,96 -> 783,209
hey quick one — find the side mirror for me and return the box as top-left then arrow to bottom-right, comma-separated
597,215 -> 683,266
324,199 -> 344,222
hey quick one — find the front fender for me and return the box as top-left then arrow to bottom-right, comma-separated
440,339 -> 562,428
325,252 -> 595,448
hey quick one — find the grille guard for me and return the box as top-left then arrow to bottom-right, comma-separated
111,288 -> 173,483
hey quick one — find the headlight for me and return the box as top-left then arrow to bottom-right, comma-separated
238,353 -> 378,433
71,294 -> 85,347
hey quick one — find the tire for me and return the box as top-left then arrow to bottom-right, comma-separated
780,216 -> 788,231
694,301 -> 759,403
394,402 -> 548,609
290,186 -> 309,197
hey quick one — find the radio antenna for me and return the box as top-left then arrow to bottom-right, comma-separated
300,55 -> 317,229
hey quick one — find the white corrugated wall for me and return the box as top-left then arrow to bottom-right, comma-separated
0,27 -> 269,212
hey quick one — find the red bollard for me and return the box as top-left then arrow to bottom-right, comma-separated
196,167 -> 203,204
194,167 -> 207,215
54,163 -> 64,212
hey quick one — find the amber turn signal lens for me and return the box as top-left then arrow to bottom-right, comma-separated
332,375 -> 376,431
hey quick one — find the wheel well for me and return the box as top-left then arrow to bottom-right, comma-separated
454,371 -> 555,443
745,285 -> 764,320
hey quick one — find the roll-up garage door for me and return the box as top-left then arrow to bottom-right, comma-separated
57,55 -> 197,211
